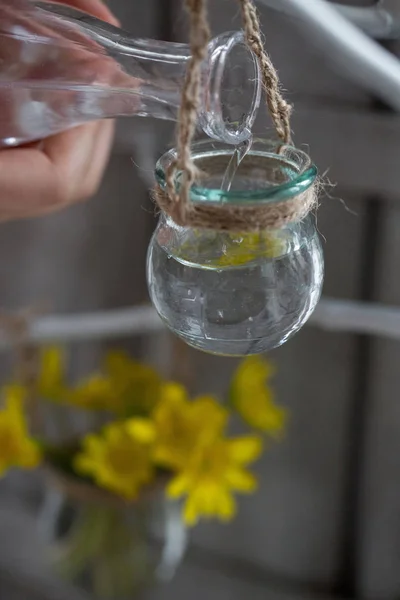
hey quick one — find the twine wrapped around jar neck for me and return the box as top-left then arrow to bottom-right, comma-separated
153,0 -> 318,232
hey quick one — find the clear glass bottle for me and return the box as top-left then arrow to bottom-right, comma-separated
38,476 -> 187,599
0,0 -> 261,146
147,139 -> 324,356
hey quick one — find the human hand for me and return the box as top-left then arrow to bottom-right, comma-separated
0,0 -> 120,221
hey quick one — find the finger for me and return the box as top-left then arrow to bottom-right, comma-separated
12,119 -> 115,218
42,119 -> 115,205
72,119 -> 115,200
0,121 -> 114,218
42,121 -> 115,205
0,147 -> 60,214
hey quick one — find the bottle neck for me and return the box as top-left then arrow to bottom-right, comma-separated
35,2 -> 261,144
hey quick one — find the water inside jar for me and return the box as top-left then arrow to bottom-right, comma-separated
194,154 -> 299,195
148,229 -> 323,356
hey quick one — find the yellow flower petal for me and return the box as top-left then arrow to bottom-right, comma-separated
231,357 -> 287,436
160,382 -> 188,405
225,467 -> 258,492
183,494 -> 200,526
214,232 -> 286,267
125,418 -> 156,443
73,454 -> 96,475
74,420 -> 155,499
17,441 -> 42,469
168,432 -> 262,526
215,488 -> 236,521
69,375 -> 115,411
104,424 -> 122,443
2,385 -> 26,428
38,346 -> 65,398
227,436 -> 263,465
195,485 -> 215,516
104,351 -> 163,415
3,384 -> 26,407
167,474 -> 191,499
0,387 -> 41,476
182,485 -> 237,525
234,356 -> 275,389
84,434 -> 105,455
153,388 -> 227,471
191,395 -> 228,433
104,351 -> 130,375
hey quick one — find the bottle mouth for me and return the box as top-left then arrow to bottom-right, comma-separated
156,139 -> 318,205
199,31 -> 262,145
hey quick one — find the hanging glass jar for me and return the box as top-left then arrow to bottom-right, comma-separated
0,0 -> 261,146
147,139 -> 324,356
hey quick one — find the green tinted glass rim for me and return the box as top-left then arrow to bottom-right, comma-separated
155,139 -> 318,207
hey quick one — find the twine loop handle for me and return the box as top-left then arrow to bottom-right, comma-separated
155,0 -> 317,232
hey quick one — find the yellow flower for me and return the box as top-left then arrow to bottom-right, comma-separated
35,346 -> 114,410
105,351 -> 162,415
230,356 -> 287,436
167,435 -> 263,526
153,382 -> 227,470
176,231 -> 286,269
216,232 -> 286,267
0,386 -> 41,476
69,351 -> 163,415
37,346 -> 68,402
74,419 -> 156,500
68,375 -> 115,411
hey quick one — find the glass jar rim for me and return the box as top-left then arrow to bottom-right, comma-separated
155,139 -> 318,206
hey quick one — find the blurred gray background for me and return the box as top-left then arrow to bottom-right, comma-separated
0,1 -> 399,599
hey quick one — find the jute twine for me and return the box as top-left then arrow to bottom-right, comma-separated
154,0 -> 317,232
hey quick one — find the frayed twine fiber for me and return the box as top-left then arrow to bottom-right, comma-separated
154,0 -> 317,232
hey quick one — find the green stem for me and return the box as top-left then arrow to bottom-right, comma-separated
55,504 -> 156,598
56,506 -> 112,580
